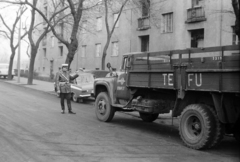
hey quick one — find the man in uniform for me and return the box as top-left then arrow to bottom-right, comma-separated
56,64 -> 78,114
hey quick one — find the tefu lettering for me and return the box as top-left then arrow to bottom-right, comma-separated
163,73 -> 173,86
188,73 -> 202,87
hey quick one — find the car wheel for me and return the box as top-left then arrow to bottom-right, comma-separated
179,104 -> 216,150
72,93 -> 78,102
139,112 -> 159,122
95,92 -> 115,122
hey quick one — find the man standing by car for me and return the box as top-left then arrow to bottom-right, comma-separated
56,64 -> 78,114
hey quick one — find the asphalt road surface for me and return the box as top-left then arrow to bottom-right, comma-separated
0,81 -> 239,162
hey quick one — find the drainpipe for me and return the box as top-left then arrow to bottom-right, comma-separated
219,0 -> 223,46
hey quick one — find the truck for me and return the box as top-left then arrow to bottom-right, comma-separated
93,45 -> 240,150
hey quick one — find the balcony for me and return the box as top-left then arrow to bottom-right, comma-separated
186,6 -> 206,23
137,16 -> 150,30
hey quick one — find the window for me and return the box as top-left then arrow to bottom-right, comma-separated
81,45 -> 86,57
112,42 -> 119,56
192,0 -> 203,7
113,13 -> 119,28
60,0 -> 65,7
43,48 -> 47,57
139,35 -> 149,52
96,17 -> 102,31
95,43 -> 101,57
82,20 -> 87,34
42,35 -> 47,46
232,26 -> 239,45
43,67 -> 45,72
142,0 -> 150,17
44,6 -> 47,17
59,46 -> 63,56
190,29 -> 204,48
51,36 -> 55,47
162,13 -> 173,33
60,22 -> 64,38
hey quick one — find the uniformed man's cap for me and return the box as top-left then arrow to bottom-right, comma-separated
62,64 -> 68,67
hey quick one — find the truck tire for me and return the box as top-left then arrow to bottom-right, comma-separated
208,106 -> 225,148
139,113 -> 159,122
179,104 -> 216,150
233,118 -> 240,143
95,92 -> 115,122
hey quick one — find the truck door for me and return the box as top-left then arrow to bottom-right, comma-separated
116,56 -> 131,100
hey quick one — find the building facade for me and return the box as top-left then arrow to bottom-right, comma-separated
34,0 -> 238,76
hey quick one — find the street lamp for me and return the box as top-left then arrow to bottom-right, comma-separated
17,6 -> 22,83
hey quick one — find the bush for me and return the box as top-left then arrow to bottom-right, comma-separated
20,71 -> 55,82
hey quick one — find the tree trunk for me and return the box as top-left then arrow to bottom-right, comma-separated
27,47 -> 37,85
101,38 -> 111,70
7,52 -> 15,80
65,38 -> 78,69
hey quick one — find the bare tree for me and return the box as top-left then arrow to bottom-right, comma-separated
101,0 -> 128,70
25,0 -> 70,84
23,0 -> 102,70
0,6 -> 28,80
28,0 -> 88,70
0,0 -> 70,84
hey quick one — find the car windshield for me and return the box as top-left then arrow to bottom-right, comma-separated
0,65 -> 9,69
76,74 -> 94,85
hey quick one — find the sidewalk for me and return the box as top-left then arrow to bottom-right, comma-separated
1,77 -> 174,120
1,77 -> 54,93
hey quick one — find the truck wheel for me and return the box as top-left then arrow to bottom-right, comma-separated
233,118 -> 240,143
72,93 -> 78,102
139,113 -> 159,122
179,104 -> 216,150
208,106 -> 225,148
95,92 -> 115,122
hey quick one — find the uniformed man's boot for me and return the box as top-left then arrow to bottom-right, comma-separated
61,106 -> 65,114
68,104 -> 76,114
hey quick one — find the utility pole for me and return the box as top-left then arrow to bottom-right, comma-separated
17,6 -> 22,83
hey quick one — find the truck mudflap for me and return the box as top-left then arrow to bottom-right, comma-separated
211,92 -> 240,124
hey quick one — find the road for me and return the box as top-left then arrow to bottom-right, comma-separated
0,81 -> 239,162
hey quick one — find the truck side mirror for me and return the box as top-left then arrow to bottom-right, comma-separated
106,62 -> 111,69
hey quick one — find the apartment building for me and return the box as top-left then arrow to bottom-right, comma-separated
34,0 -> 238,77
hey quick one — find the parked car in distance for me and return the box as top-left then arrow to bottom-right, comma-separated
0,63 -> 15,79
71,72 -> 94,102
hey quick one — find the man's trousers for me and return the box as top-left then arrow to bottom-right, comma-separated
60,93 -> 72,111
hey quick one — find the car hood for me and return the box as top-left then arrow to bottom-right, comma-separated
71,83 -> 93,90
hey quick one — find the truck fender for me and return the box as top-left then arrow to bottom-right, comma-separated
94,82 -> 116,105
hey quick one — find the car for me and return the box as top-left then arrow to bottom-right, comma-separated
71,72 -> 95,102
0,63 -> 15,79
